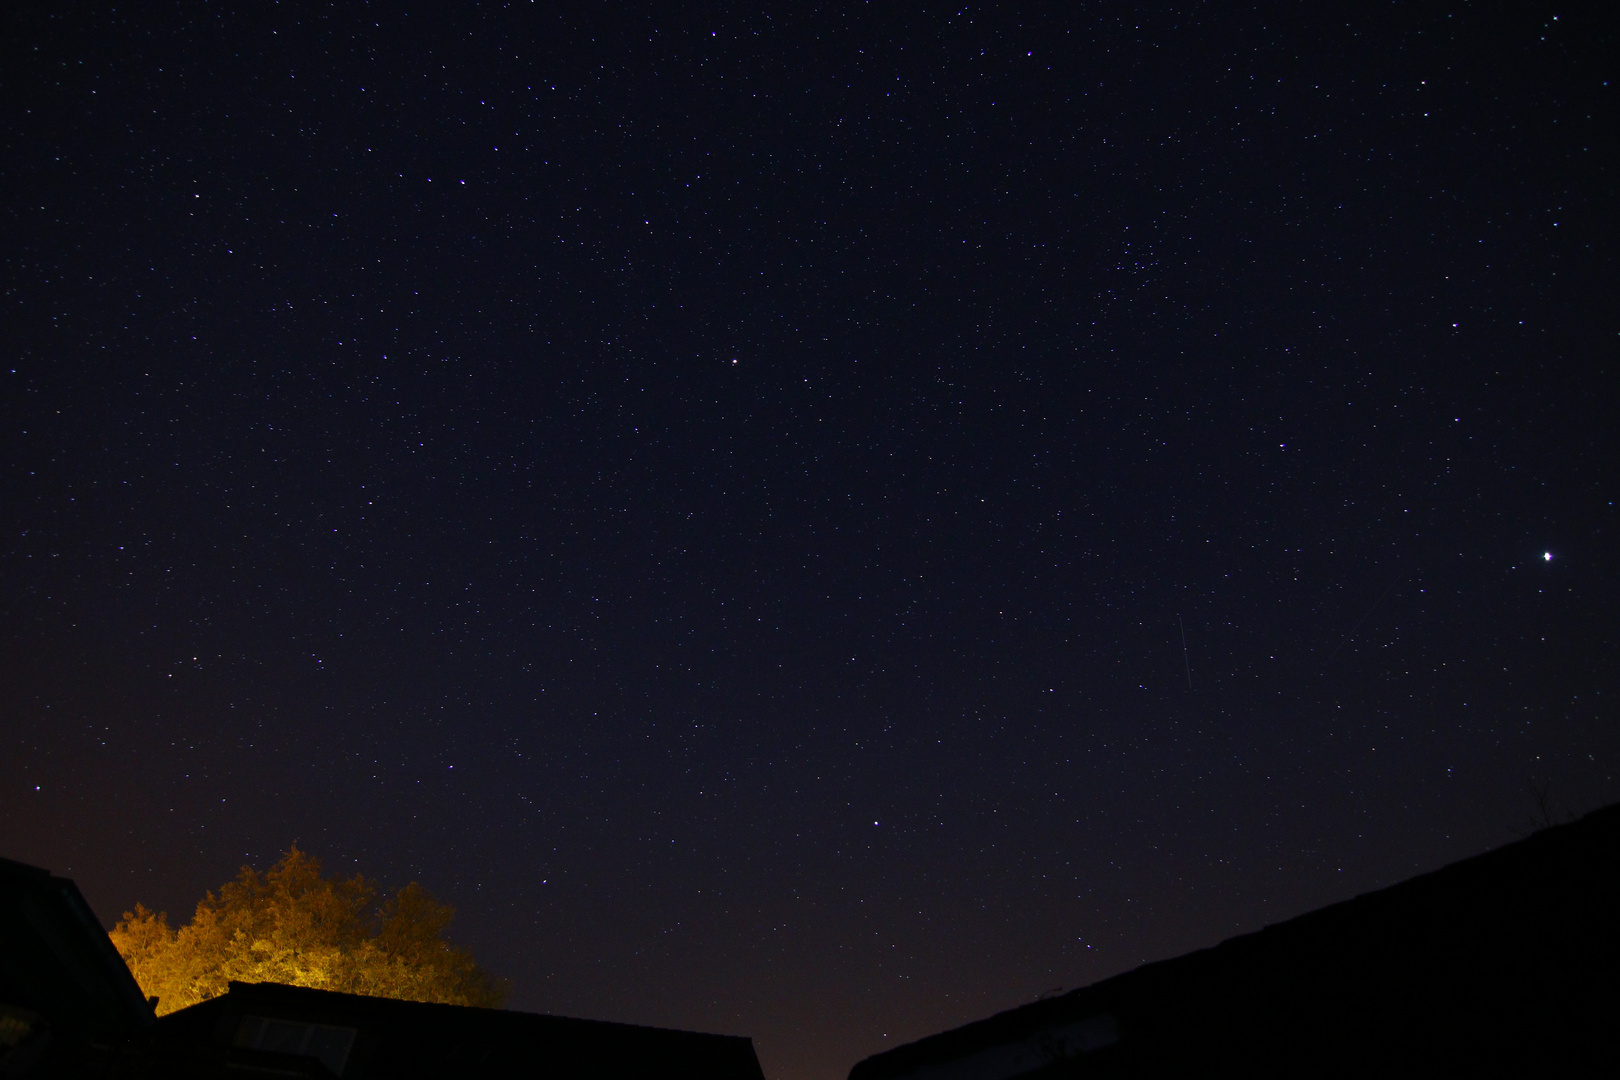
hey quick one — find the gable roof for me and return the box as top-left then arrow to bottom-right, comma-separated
850,803 -> 1620,1079
0,856 -> 154,1043
156,981 -> 768,1080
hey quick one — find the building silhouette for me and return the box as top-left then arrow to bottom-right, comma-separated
850,803 -> 1620,1079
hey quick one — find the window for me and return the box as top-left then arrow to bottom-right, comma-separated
235,1015 -> 358,1076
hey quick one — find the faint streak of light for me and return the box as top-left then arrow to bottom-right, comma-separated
1178,613 -> 1192,691
1327,579 -> 1399,666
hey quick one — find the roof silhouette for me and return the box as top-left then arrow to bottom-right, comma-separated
0,853 -> 765,1080
154,980 -> 768,1080
0,855 -> 154,1065
850,804 -> 1620,1079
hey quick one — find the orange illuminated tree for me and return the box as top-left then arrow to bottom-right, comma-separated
110,846 -> 506,1015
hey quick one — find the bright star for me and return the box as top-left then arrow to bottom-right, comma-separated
1543,552 -> 1553,561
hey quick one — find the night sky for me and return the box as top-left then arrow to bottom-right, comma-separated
2,3 -> 1616,1079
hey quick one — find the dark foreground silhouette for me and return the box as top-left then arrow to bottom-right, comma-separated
851,804 -> 1620,1079
5,805 -> 1615,1077
0,859 -> 763,1080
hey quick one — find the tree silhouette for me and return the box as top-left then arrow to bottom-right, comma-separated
110,846 -> 506,1015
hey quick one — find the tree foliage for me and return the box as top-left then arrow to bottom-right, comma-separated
109,846 -> 506,1015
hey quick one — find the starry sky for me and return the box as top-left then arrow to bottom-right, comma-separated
2,3 -> 1615,1079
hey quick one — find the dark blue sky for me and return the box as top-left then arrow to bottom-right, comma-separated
2,4 -> 1615,1079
